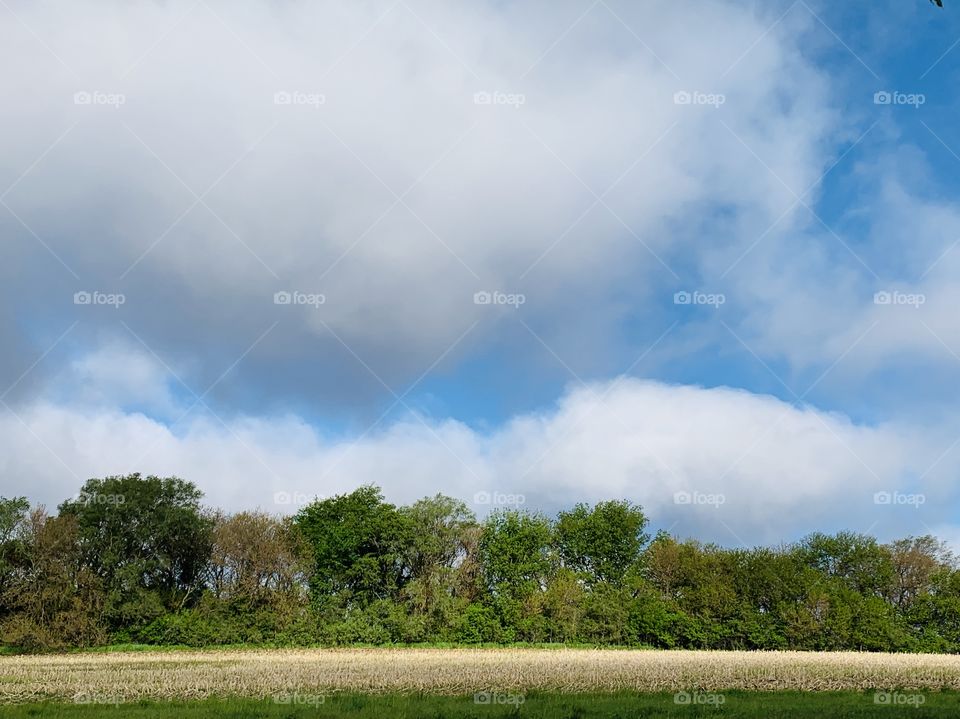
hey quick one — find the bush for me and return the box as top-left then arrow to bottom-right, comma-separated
456,603 -> 504,643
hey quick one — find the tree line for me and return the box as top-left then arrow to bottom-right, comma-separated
1,474 -> 959,652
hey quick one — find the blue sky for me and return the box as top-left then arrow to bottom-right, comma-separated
2,0 -> 960,546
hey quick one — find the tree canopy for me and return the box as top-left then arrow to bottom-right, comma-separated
3,479 -> 960,653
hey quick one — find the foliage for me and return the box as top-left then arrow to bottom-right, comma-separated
293,486 -> 410,606
555,500 -> 648,585
4,480 -> 960,653
0,496 -> 30,606
58,474 -> 213,631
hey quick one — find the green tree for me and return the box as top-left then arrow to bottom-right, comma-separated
910,568 -> 960,651
0,496 -> 30,609
58,474 -> 212,628
555,500 -> 648,586
477,509 -> 552,639
400,495 -> 477,630
797,532 -> 894,598
537,568 -> 584,642
478,509 -> 553,598
294,485 -> 411,606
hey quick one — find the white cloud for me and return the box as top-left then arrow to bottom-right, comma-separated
0,0 -> 836,377
723,162 -> 960,383
60,340 -> 179,417
1,373 -> 952,545
3,0 -> 956,550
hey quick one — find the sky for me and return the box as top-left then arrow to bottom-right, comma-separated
2,0 -> 960,547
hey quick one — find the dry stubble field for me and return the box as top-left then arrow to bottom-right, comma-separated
3,648 -> 960,703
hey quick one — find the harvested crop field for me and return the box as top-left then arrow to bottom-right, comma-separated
3,649 -> 960,703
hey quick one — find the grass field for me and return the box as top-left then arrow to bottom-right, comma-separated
3,648 -> 960,707
0,691 -> 958,718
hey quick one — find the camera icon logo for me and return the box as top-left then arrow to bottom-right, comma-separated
874,91 -> 892,105
73,291 -> 92,305
274,291 -> 292,305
